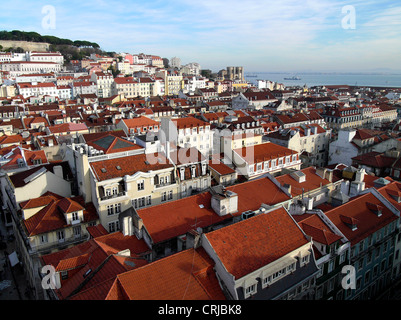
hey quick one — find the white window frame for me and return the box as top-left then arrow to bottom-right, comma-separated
244,283 -> 257,298
71,212 -> 79,221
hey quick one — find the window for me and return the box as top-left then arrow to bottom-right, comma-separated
137,180 -> 144,191
147,195 -> 152,206
340,252 -> 346,264
112,186 -> 118,195
316,286 -> 323,299
107,205 -> 114,216
365,271 -> 371,284
373,265 -> 379,278
245,284 -> 256,297
57,230 -> 65,242
108,221 -> 119,233
301,254 -> 310,266
168,190 -> 173,200
61,270 -> 68,280
162,192 -> 167,202
367,252 -> 372,265
40,234 -> 48,244
73,226 -> 81,237
132,199 -> 137,209
115,203 -> 121,214
263,276 -> 272,287
380,260 -> 386,272
328,260 -> 335,273
71,212 -> 79,222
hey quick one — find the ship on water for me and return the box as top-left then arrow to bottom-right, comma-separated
284,75 -> 302,80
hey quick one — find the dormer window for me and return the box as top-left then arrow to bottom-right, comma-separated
366,202 -> 383,217
340,214 -> 358,231
202,163 -> 207,175
71,212 -> 79,222
300,254 -> 310,266
191,166 -> 196,177
244,283 -> 257,298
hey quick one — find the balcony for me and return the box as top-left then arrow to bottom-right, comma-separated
98,191 -> 129,205
100,191 -> 127,202
32,234 -> 89,255
155,181 -> 176,189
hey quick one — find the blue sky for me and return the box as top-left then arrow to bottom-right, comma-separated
1,0 -> 401,73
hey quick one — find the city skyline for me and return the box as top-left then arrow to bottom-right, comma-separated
1,0 -> 401,73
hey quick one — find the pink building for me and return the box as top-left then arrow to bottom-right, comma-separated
124,54 -> 134,65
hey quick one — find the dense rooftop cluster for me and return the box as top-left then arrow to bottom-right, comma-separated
1,46 -> 401,301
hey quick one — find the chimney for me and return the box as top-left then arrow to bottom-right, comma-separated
122,215 -> 133,236
186,229 -> 201,249
210,186 -> 238,216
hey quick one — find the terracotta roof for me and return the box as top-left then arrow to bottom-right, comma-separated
90,152 -> 173,181
120,116 -> 159,128
325,192 -> 398,246
87,134 -> 143,154
1,146 -> 48,169
172,117 -> 209,129
55,253 -> 91,272
352,152 -> 395,168
204,207 -> 309,279
299,214 -> 342,245
19,191 -> 63,209
136,192 -> 228,244
378,181 -> 401,211
47,122 -> 88,134
23,196 -> 98,236
107,248 -> 225,300
41,231 -> 149,300
276,167 -> 331,197
233,142 -> 298,165
57,197 -> 84,214
86,224 -> 109,238
208,159 -> 236,176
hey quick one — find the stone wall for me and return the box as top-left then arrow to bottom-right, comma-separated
0,40 -> 50,52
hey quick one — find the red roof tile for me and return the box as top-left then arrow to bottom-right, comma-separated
90,152 -> 173,181
204,207 -> 309,279
23,196 -> 98,236
108,248 -> 225,300
325,192 -> 398,245
233,142 -> 298,165
276,167 -> 331,197
299,214 -> 342,245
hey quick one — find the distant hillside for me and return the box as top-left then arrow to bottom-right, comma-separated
0,30 -> 100,49
0,30 -> 117,64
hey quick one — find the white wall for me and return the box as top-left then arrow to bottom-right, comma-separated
15,171 -> 71,203
328,130 -> 358,166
